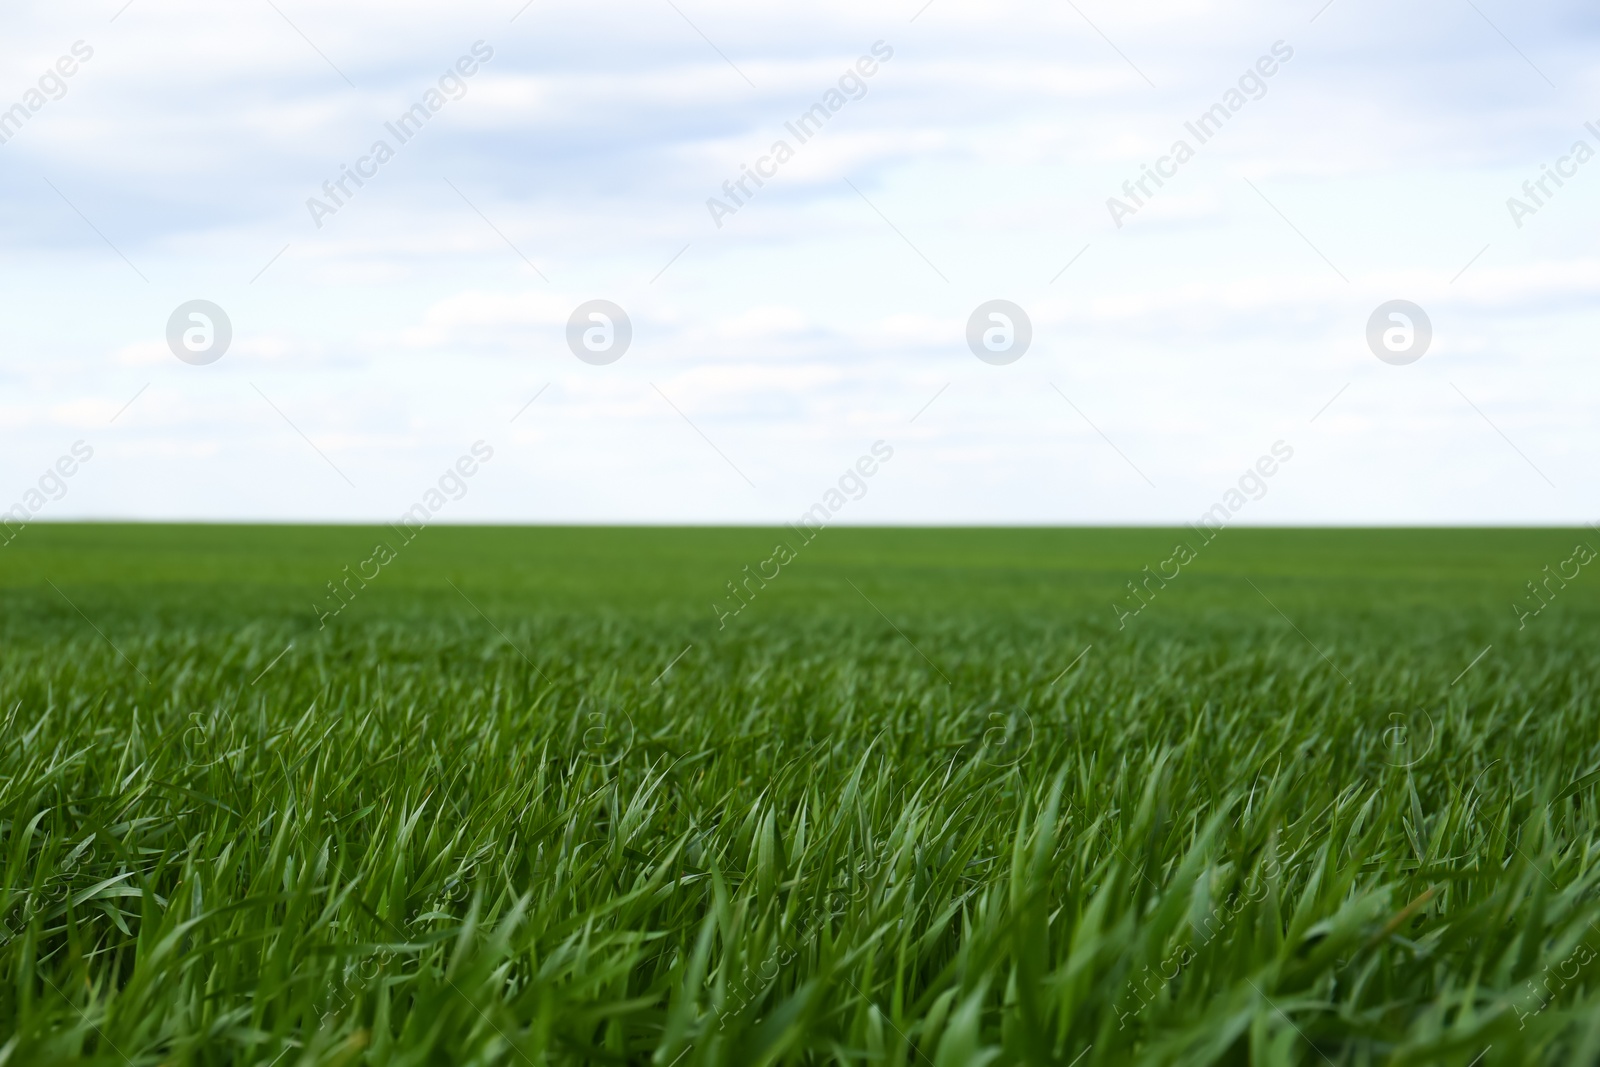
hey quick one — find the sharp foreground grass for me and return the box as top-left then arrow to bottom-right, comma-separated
3,525 -> 1600,1065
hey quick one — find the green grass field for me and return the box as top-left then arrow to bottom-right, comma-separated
3,524 -> 1600,1065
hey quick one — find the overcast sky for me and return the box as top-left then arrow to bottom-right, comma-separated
1,0 -> 1595,525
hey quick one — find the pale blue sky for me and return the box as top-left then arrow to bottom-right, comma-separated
1,0 -> 1595,524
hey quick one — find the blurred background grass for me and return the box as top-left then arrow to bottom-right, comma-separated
2,523 -> 1591,617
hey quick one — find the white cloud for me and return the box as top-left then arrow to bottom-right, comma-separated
0,0 -> 1595,522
